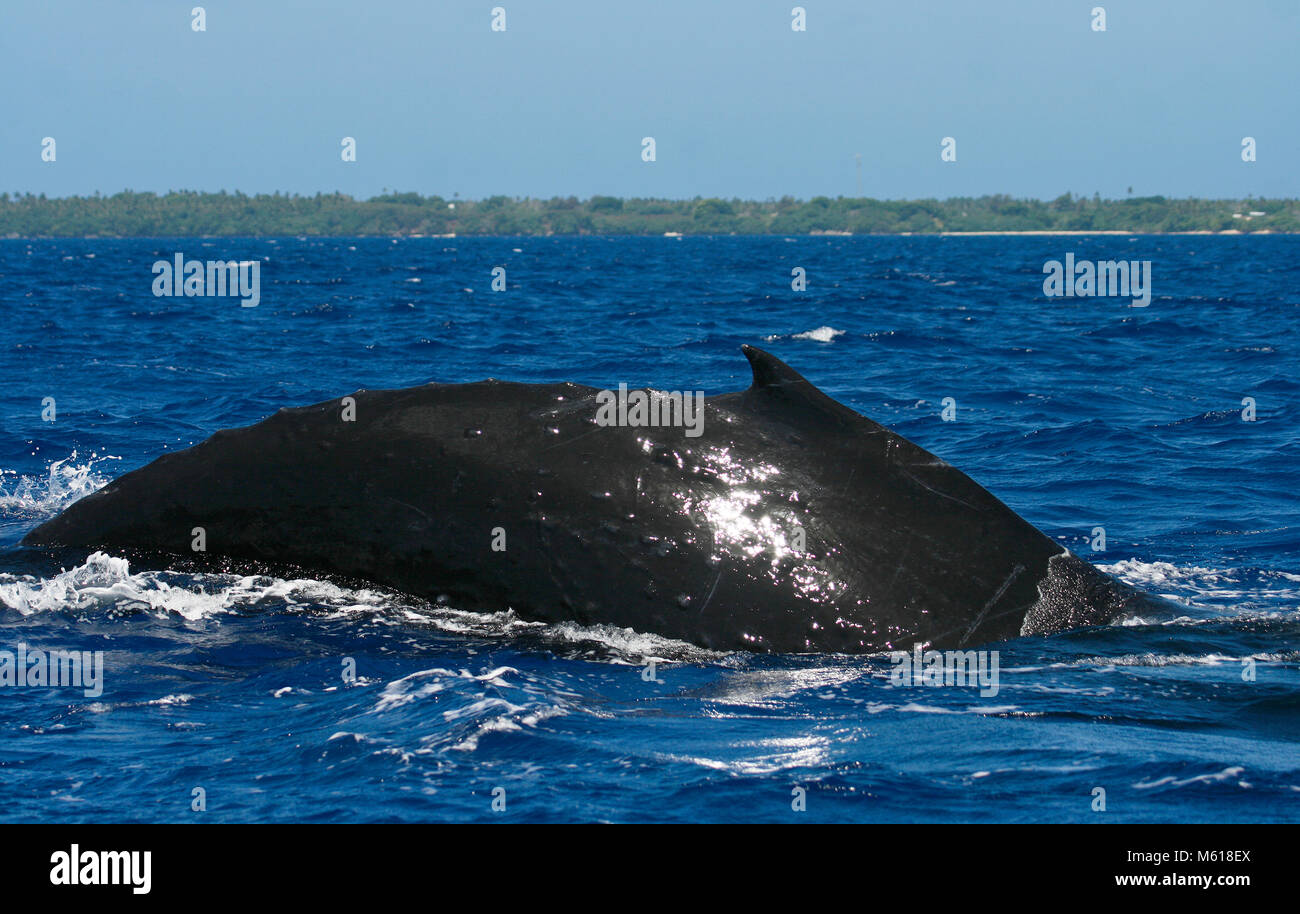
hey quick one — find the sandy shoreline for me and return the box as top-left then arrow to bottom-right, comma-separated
936,229 -> 1271,236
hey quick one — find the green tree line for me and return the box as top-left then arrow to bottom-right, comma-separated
2,190 -> 1296,236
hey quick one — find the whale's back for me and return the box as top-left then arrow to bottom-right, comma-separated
23,347 -> 1158,652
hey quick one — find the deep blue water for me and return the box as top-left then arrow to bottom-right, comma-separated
1,235 -> 1296,823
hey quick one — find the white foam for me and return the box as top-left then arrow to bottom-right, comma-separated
0,551 -> 714,665
764,326 -> 845,343
0,452 -> 119,516
1099,558 -> 1300,610
1134,766 -> 1250,790
449,715 -> 525,752
373,668 -> 457,713
1098,558 -> 1228,588
1052,651 -> 1293,670
544,621 -> 716,663
793,326 -> 844,342
148,693 -> 193,706
368,662 -> 575,753
443,696 -> 527,722
0,552 -> 392,621
658,735 -> 831,775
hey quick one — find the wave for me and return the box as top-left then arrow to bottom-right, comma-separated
1099,557 -> 1300,609
1049,650 -> 1299,669
369,663 -> 580,753
0,552 -> 715,663
0,551 -> 394,621
1133,766 -> 1251,792
3,552 -> 1292,654
0,452 -> 118,517
764,326 -> 845,343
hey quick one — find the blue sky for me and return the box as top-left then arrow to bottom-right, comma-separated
2,0 -> 1296,200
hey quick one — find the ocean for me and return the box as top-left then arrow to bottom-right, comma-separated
1,234 -> 1296,823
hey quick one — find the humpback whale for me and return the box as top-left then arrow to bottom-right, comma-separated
22,346 -> 1162,653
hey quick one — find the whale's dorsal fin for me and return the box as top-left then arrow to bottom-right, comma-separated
740,344 -> 867,428
742,344 -> 811,391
